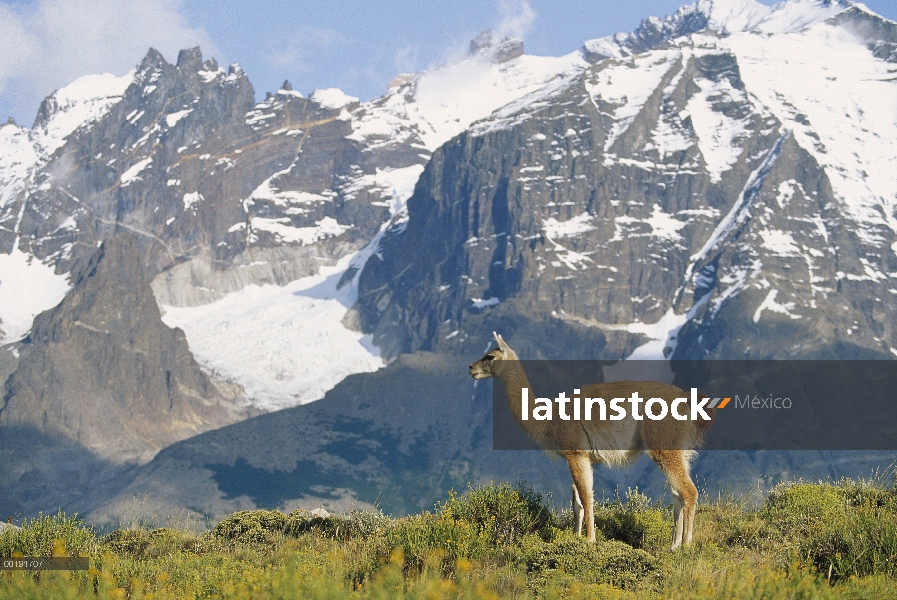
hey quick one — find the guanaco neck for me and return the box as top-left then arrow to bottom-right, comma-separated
497,360 -> 550,444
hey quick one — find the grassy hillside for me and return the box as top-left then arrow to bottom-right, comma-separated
2,477 -> 897,599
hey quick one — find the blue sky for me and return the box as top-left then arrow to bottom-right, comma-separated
1,0 -> 896,126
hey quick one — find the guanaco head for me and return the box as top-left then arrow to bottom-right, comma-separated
469,332 -> 518,379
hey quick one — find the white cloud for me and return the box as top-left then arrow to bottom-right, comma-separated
494,0 -> 536,40
0,0 -> 217,125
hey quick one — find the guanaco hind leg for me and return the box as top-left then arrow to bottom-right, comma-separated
649,450 -> 698,550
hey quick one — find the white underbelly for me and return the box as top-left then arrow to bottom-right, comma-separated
585,420 -> 644,467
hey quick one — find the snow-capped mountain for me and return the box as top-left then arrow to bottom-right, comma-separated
583,0 -> 853,60
1,0 -> 896,522
358,0 -> 897,362
0,28 -> 597,476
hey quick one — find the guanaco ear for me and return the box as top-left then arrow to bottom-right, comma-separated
493,331 -> 510,352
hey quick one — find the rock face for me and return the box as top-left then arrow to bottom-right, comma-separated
0,236 -> 241,465
0,38 -> 587,422
357,3 -> 897,362
0,44 -> 421,456
6,46 -> 398,302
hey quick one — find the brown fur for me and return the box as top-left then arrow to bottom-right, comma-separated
468,332 -> 714,549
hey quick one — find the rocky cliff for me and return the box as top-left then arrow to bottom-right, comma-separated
1,236 -> 242,464
357,1 -> 897,363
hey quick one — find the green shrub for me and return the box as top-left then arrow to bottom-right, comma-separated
524,532 -> 658,592
0,512 -> 97,558
383,512 -> 491,572
212,509 -> 287,545
285,508 -> 391,541
762,480 -> 897,581
344,508 -> 392,539
593,488 -> 672,552
595,509 -> 670,552
720,511 -> 775,550
102,527 -> 205,558
837,476 -> 897,510
440,482 -> 556,544
102,528 -> 152,557
764,482 -> 846,527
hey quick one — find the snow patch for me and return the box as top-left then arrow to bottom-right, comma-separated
54,215 -> 77,232
165,109 -> 192,127
350,51 -> 587,152
648,110 -> 693,157
727,20 -> 897,245
244,162 -> 338,212
120,157 -> 152,186
759,228 -> 801,256
685,130 -> 790,281
341,164 -> 425,218
603,307 -> 692,361
0,71 -> 133,200
685,57 -> 751,182
776,179 -> 800,207
543,212 -> 595,238
470,297 -> 500,309
252,216 -> 350,245
160,253 -> 383,411
752,289 -> 802,322
585,49 -> 679,151
310,88 -> 359,110
198,68 -> 225,83
183,191 -> 203,211
0,124 -> 40,209
0,248 -> 71,343
614,205 -> 688,242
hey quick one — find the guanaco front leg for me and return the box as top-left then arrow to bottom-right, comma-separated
572,483 -> 584,535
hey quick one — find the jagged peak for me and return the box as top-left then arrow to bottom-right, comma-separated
583,0 -> 855,62
829,1 -> 897,28
700,0 -> 852,34
276,80 -> 304,99
177,47 -> 203,70
31,70 -> 134,149
139,48 -> 170,72
852,0 -> 894,22
468,29 -> 525,63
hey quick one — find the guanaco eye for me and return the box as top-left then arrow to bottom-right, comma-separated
484,355 -> 494,361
